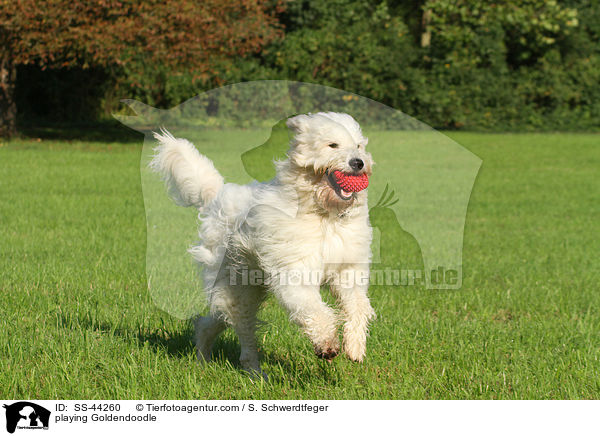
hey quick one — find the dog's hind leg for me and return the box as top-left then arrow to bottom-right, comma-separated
209,279 -> 267,379
193,315 -> 227,362
229,285 -> 268,380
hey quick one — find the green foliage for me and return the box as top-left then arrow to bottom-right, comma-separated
408,0 -> 598,129
425,0 -> 579,66
265,1 -> 419,106
12,0 -> 600,130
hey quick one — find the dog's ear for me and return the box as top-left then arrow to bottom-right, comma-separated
286,114 -> 311,135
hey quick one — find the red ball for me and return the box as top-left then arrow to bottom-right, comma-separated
333,170 -> 369,192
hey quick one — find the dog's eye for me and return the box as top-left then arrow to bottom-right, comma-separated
328,143 -> 338,148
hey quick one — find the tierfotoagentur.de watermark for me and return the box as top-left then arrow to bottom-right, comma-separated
226,265 -> 459,288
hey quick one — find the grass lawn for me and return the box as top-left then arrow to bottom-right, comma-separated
0,130 -> 599,399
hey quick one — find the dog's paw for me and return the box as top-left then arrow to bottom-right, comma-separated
314,338 -> 340,362
344,345 -> 366,362
343,337 -> 366,362
316,347 -> 339,361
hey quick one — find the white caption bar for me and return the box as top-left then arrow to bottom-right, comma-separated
0,400 -> 596,435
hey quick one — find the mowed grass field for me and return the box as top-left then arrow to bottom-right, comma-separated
1,130 -> 599,399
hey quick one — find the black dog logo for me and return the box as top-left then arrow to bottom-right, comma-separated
3,402 -> 50,434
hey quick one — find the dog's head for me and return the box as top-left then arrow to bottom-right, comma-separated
284,112 -> 373,214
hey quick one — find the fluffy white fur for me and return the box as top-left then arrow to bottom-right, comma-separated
151,112 -> 376,378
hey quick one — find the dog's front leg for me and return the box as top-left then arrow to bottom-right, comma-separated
331,265 -> 376,362
272,278 -> 340,360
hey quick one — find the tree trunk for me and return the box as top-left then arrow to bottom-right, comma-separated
421,8 -> 432,48
0,54 -> 17,138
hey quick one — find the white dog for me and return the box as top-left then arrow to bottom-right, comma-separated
150,112 -> 376,378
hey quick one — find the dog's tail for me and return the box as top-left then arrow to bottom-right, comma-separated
150,129 -> 224,209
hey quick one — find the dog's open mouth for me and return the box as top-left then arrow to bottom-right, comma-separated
326,170 -> 369,201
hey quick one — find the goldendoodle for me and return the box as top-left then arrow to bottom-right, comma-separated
150,112 -> 375,378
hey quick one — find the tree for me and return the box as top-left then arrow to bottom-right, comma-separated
0,0 -> 282,137
263,0 -> 418,108
422,0 -> 579,67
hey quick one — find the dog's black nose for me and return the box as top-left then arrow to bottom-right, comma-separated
349,158 -> 364,171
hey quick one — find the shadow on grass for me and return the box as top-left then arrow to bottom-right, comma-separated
137,324 -> 244,369
55,309 -> 337,383
18,120 -> 143,143
134,326 -> 338,385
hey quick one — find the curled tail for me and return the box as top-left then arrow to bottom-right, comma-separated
150,129 -> 224,209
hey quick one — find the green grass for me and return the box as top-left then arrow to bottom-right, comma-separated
1,131 -> 599,399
